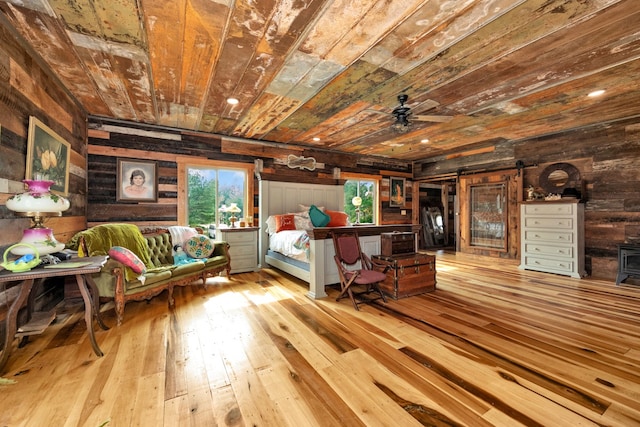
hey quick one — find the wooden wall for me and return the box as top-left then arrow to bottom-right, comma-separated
0,22 -> 87,332
414,118 -> 640,281
0,27 -> 87,252
86,118 -> 413,228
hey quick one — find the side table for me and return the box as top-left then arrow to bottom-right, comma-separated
0,256 -> 109,373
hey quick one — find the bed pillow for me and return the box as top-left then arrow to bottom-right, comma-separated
293,212 -> 313,230
108,246 -> 147,274
184,235 -> 215,258
265,215 -> 277,234
275,214 -> 296,232
326,210 -> 349,227
299,204 -> 324,212
309,204 -> 330,227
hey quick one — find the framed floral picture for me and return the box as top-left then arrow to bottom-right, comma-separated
390,177 -> 405,207
26,116 -> 71,195
117,159 -> 158,202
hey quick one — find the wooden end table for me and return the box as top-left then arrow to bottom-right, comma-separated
0,256 -> 109,373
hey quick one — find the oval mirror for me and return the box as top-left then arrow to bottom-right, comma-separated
547,169 -> 569,187
538,163 -> 580,195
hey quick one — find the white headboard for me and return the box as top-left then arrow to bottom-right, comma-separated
258,180 -> 344,265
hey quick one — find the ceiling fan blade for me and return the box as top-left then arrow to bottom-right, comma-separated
413,114 -> 453,123
415,99 -> 440,111
365,109 -> 389,116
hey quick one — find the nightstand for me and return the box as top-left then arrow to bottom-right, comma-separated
216,227 -> 259,273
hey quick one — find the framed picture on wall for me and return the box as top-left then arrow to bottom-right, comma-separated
390,177 -> 405,207
26,116 -> 71,195
117,159 -> 158,202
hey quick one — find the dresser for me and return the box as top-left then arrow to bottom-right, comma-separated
519,200 -> 585,278
216,227 -> 259,274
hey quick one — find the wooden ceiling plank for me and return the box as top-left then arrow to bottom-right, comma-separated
48,0 -> 144,46
0,3 -> 110,115
140,0 -> 187,128
393,0 -> 624,109
444,3 -> 640,114
200,0 -> 279,133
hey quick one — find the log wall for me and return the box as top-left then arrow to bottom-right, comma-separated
414,118 -> 640,281
86,118 -> 413,229
0,23 -> 87,334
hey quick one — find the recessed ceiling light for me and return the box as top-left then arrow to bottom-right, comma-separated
313,137 -> 320,142
588,90 -> 605,98
227,97 -> 239,105
420,139 -> 429,144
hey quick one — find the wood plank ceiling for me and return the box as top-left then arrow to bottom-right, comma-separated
1,0 -> 639,162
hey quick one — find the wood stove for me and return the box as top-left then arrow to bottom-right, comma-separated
616,243 -> 640,285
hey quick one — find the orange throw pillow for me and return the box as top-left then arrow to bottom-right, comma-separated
326,210 -> 349,227
275,214 -> 296,232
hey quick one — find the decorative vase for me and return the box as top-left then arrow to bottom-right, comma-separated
6,180 -> 70,256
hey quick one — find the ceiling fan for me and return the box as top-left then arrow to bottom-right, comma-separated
388,94 -> 453,133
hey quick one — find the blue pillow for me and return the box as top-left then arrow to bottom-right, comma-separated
309,205 -> 330,227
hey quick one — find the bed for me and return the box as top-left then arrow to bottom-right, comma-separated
259,180 -> 416,299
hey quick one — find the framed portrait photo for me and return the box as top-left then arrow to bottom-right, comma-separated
389,177 -> 406,207
117,159 -> 158,202
26,116 -> 71,195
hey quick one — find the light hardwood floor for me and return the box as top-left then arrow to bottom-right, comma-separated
1,251 -> 640,426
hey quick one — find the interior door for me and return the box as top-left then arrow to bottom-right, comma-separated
458,169 -> 521,258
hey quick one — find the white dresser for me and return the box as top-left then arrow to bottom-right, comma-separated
216,227 -> 259,274
519,200 -> 585,278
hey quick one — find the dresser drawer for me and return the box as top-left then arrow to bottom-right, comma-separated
523,230 -> 574,244
521,255 -> 575,274
523,243 -> 574,258
524,203 -> 574,216
523,217 -> 573,230
227,244 -> 256,257
225,231 -> 256,244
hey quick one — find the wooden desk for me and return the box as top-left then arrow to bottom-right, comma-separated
0,256 -> 109,373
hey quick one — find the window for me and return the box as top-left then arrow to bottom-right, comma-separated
344,179 -> 376,224
469,183 -> 506,249
177,158 -> 254,229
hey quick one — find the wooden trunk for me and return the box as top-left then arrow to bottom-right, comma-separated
380,232 -> 416,257
372,253 -> 436,300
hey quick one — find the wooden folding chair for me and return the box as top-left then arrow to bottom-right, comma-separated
332,230 -> 388,310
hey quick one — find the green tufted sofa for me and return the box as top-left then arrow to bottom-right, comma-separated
66,224 -> 230,325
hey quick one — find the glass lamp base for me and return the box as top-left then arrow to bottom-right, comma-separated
10,227 -> 65,256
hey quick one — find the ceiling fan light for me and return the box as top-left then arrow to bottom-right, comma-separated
392,121 -> 411,133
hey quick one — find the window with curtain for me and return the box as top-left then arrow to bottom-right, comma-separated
344,179 -> 376,224
187,166 -> 247,228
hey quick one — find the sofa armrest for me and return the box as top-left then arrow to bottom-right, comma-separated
211,240 -> 230,258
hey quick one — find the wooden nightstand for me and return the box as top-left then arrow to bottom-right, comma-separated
216,227 -> 259,274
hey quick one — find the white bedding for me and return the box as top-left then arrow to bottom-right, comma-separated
268,229 -> 309,262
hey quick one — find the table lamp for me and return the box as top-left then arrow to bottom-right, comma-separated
352,196 -> 362,224
227,203 -> 241,228
6,180 -> 70,255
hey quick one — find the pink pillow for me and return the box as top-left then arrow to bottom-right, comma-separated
326,210 -> 349,227
275,214 -> 296,232
108,246 -> 147,274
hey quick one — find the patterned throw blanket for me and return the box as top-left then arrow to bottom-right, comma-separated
293,232 -> 310,259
